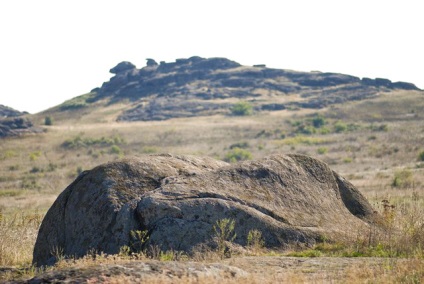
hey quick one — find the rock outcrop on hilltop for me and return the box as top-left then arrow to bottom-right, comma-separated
0,105 -> 42,138
0,104 -> 25,118
0,117 -> 41,138
86,56 -> 420,121
0,105 -> 43,139
33,153 -> 376,266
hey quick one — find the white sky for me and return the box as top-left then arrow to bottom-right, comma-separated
0,0 -> 423,113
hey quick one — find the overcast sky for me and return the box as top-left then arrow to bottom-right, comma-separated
1,0 -> 422,113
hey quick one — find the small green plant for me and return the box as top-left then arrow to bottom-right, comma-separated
30,166 -> 43,173
319,127 -> 331,134
370,124 -> 389,132
119,245 -> 131,258
141,146 -> 159,154
46,163 -> 57,172
296,124 -> 316,135
282,136 -> 326,146
229,142 -> 249,149
312,114 -> 326,128
287,249 -> 322,257
230,101 -> 253,116
247,229 -> 265,251
62,135 -> 125,150
213,218 -> 237,259
129,230 -> 149,253
50,246 -> 65,263
224,148 -> 252,163
21,176 -> 41,189
317,147 -> 328,155
29,151 -> 42,162
0,150 -> 17,160
110,145 -> 123,155
8,165 -> 20,171
334,121 -> 347,133
159,250 -> 176,261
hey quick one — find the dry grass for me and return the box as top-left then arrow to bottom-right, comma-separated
0,211 -> 43,266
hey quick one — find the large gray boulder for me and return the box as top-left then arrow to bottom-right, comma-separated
33,154 -> 376,266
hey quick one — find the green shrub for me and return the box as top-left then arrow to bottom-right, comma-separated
213,218 -> 237,259
317,147 -> 328,155
230,101 -> 253,116
296,124 -> 316,135
129,230 -> 149,253
224,148 -> 252,163
287,249 -> 322,257
319,127 -> 331,134
159,251 -> 177,261
8,165 -> 20,171
62,135 -> 125,149
247,229 -> 265,250
282,136 -> 326,146
392,169 -> 414,188
21,176 -> 41,189
229,142 -> 249,149
418,151 -> 424,161
47,163 -> 57,172
0,150 -> 17,161
44,116 -> 53,126
29,151 -> 42,162
29,166 -> 43,173
110,145 -> 123,155
312,114 -> 326,128
334,121 -> 347,133
141,146 -> 159,154
370,124 -> 389,132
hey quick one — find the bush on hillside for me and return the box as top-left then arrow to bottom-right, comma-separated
230,101 -> 253,116
418,150 -> 424,161
224,148 -> 252,163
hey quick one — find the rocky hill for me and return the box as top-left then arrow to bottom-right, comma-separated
70,56 -> 420,121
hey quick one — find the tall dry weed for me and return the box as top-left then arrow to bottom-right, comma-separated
0,211 -> 43,266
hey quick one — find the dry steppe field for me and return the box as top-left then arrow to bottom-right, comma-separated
1,90 -> 423,282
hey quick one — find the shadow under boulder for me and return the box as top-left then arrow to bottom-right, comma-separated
33,153 -> 376,266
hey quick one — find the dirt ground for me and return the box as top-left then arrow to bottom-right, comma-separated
2,256 -> 403,283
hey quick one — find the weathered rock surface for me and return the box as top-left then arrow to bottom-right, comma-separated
33,153 -> 376,266
84,56 -> 420,121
